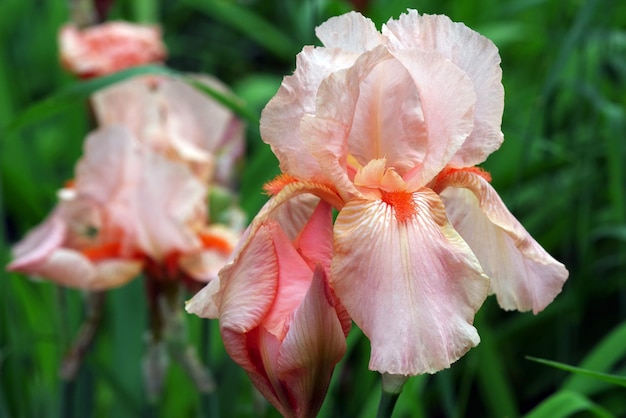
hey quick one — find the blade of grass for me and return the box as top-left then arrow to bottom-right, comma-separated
560,321 -> 626,394
527,356 -> 626,388
523,390 -> 613,418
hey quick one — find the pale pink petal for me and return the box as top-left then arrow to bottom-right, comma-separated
262,220 -> 315,339
178,250 -> 229,283
331,190 -> 489,375
58,22 -> 166,78
344,57 -> 427,175
383,11 -> 504,166
389,50 -> 476,187
75,126 -> 141,206
192,223 -> 278,329
293,201 -> 334,273
10,246 -> 140,290
178,225 -> 239,282
276,266 -> 347,418
302,47 -> 476,195
438,171 -> 568,313
260,46 -> 357,182
315,11 -> 383,53
89,259 -> 143,290
159,75 -> 244,162
91,77 -> 162,145
8,212 -> 67,270
131,151 -> 207,260
299,45 -> 392,199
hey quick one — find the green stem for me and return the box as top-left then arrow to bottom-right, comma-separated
376,390 -> 400,418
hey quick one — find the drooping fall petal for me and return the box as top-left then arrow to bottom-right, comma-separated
437,170 -> 568,313
331,190 -> 489,375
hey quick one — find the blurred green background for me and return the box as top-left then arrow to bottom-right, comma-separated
1,0 -> 625,417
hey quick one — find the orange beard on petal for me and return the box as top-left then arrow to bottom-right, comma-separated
381,190 -> 416,223
263,174 -> 299,196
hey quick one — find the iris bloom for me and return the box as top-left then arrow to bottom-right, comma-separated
59,21 -> 166,78
7,126 -> 236,289
191,9 -> 568,384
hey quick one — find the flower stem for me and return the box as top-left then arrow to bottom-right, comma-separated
376,390 -> 400,418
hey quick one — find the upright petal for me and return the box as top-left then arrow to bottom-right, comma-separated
260,46 -> 357,183
437,170 -> 568,313
315,11 -> 383,53
131,151 -> 207,260
383,11 -> 504,166
75,126 -> 141,206
331,190 -> 489,375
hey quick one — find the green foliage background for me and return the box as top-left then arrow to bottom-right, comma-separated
1,0 -> 625,417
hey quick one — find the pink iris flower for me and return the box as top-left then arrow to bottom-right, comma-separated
188,195 -> 350,418
7,126 -> 237,289
59,21 -> 166,78
190,9 -> 569,385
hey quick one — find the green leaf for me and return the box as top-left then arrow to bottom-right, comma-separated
523,390 -> 614,418
182,0 -> 300,61
3,65 -> 258,138
3,65 -> 167,136
527,356 -> 626,388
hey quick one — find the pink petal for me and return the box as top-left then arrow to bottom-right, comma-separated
192,223 -> 278,329
389,50 -> 476,187
331,190 -> 489,375
260,46 -> 357,183
315,11 -> 383,53
383,11 -> 504,166
8,211 -> 67,270
10,246 -> 140,290
75,126 -> 141,206
438,171 -> 568,313
276,266 -> 347,418
131,151 -> 207,260
178,225 -> 239,283
293,200 -> 334,273
343,57 -> 428,176
160,75 -> 244,157
91,77 -> 162,147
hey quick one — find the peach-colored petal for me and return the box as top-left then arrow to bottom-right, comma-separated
302,46 -> 476,195
75,126 -> 141,206
90,77 -> 161,148
131,151 -> 207,260
293,201 -> 334,274
277,266 -> 347,418
92,75 -> 244,185
10,246 -> 140,290
315,11 -> 383,53
8,212 -> 67,270
331,190 -> 489,375
389,50 -> 476,187
58,22 -> 166,78
437,171 -> 568,313
383,11 -> 504,166
260,47 -> 357,183
178,225 -> 239,282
